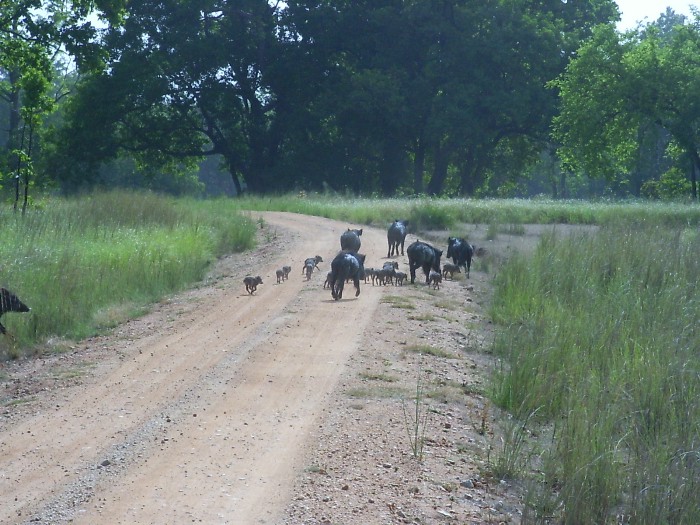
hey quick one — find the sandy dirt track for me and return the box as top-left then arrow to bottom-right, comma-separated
0,212 -> 388,524
1,211 -> 542,525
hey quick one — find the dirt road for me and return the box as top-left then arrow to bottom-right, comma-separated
0,213 -> 392,524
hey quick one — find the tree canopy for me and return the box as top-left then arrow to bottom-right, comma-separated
44,0 -> 619,196
7,0 -> 696,200
0,0 -> 125,206
552,11 -> 700,199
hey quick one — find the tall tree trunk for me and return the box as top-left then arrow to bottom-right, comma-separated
426,142 -> 448,195
22,122 -> 34,216
412,137 -> 425,194
559,170 -> 568,199
240,162 -> 267,194
230,172 -> 243,195
7,69 -> 21,151
13,122 -> 26,213
220,149 -> 244,195
458,147 -> 475,196
380,139 -> 404,196
690,150 -> 699,201
7,66 -> 22,197
6,18 -> 22,153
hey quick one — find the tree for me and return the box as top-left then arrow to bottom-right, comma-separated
53,0 -> 619,196
552,14 -> 700,200
53,0 -> 287,194
281,0 -> 619,196
1,0 -> 125,204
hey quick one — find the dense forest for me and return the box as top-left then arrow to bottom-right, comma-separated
1,1 -> 698,201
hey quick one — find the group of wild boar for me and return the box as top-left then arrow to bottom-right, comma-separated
0,223 -> 478,341
243,220 -> 480,300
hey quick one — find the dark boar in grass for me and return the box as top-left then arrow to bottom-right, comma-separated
0,288 -> 30,334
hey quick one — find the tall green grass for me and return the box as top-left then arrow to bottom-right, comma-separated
491,223 -> 700,524
0,191 -> 256,355
233,194 -> 700,229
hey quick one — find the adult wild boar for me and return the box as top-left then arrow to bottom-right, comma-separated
329,251 -> 366,300
340,228 -> 363,252
447,237 -> 474,277
407,240 -> 442,284
387,220 -> 409,257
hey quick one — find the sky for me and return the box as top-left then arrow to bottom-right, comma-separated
615,0 -> 696,29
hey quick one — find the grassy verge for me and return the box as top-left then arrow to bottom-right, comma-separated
490,222 -> 700,524
0,191 -> 256,356
232,194 -> 700,229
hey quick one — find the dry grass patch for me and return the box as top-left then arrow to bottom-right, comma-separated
358,371 -> 398,383
408,312 -> 438,322
346,385 -> 408,399
51,362 -> 95,381
433,298 -> 460,310
381,295 -> 416,310
404,343 -> 456,359
94,302 -> 150,331
3,396 -> 36,407
426,384 -> 466,404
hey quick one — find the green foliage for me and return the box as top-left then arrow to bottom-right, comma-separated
0,191 -> 255,355
408,200 -> 456,230
491,223 -> 700,523
490,407 -> 541,480
1,0 -> 115,201
641,167 -> 693,199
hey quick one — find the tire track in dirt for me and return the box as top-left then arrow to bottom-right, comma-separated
0,212 -> 384,524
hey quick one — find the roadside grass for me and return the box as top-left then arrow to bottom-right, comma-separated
433,298 -> 460,310
92,302 -> 150,331
490,222 -> 700,524
0,190 -> 256,357
426,383 -> 467,404
3,396 -> 36,407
